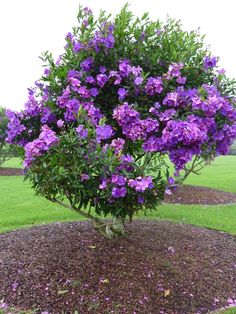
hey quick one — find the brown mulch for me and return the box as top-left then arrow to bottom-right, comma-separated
0,167 -> 23,176
164,184 -> 236,205
0,221 -> 235,314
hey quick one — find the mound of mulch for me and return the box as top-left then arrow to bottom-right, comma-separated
164,184 -> 236,205
0,221 -> 235,314
0,167 -> 23,176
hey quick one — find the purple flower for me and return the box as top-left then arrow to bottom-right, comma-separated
44,68 -> 50,76
166,62 -> 184,79
86,76 -> 95,84
90,87 -> 99,97
76,125 -> 88,139
128,176 -> 154,192
165,188 -> 172,195
137,195 -> 145,204
23,125 -> 59,168
78,86 -> 90,98
120,154 -> 134,163
113,103 -> 145,141
57,119 -> 64,128
73,40 -> 83,53
217,68 -> 226,75
176,76 -> 186,85
0,301 -> 8,309
56,55 -> 62,65
134,76 -> 143,85
111,174 -> 126,186
119,60 -> 131,77
111,138 -> 125,154
99,66 -> 107,73
145,77 -> 163,95
6,110 -> 26,144
112,187 -> 127,198
65,32 -> 73,41
109,70 -> 122,85
99,179 -> 108,190
69,77 -> 81,92
228,298 -> 236,307
81,173 -> 90,181
57,86 -> 71,108
118,88 -> 128,100
163,92 -> 179,107
81,57 -> 93,72
203,56 -> 217,69
96,125 -> 114,142
141,118 -> 159,133
83,102 -> 103,126
131,66 -> 142,77
168,177 -> 175,185
142,136 -> 164,152
96,74 -> 108,88
104,34 -> 115,49
84,7 -> 92,15
41,107 -> 56,124
159,109 -> 176,122
64,98 -> 80,122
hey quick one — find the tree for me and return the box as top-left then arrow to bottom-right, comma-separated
6,5 -> 236,238
0,107 -> 15,166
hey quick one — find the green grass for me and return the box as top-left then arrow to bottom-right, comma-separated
1,157 -> 22,168
0,156 -> 236,235
0,176 -> 82,234
185,156 -> 236,193
212,308 -> 236,314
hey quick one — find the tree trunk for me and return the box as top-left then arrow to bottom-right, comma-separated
92,216 -> 125,239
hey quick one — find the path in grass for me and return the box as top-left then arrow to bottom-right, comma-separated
0,156 -> 236,234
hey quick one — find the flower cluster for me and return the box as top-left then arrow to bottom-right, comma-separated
24,125 -> 59,168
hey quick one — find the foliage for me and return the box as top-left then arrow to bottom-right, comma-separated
5,4 -> 236,237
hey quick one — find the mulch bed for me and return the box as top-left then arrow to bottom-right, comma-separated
0,221 -> 235,314
0,167 -> 23,176
164,184 -> 236,205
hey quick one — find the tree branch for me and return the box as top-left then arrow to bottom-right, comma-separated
52,198 -> 96,221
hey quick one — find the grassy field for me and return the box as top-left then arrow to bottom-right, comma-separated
0,156 -> 236,235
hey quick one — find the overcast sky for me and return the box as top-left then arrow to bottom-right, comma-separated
0,0 -> 236,110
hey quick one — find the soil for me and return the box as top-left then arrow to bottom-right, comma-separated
164,184 -> 236,205
0,220 -> 235,314
0,167 -> 23,176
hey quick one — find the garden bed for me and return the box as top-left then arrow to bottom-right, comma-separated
0,220 -> 235,313
0,167 -> 23,176
164,184 -> 236,205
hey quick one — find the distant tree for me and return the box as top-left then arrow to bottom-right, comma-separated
0,107 -> 12,166
0,107 -> 18,166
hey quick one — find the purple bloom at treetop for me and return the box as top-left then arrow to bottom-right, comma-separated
203,56 -> 217,70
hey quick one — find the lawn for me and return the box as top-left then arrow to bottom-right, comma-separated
0,156 -> 236,235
